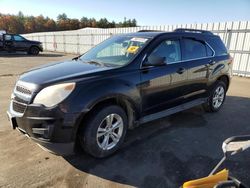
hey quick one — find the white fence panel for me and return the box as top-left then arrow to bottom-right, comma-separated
23,21 -> 250,77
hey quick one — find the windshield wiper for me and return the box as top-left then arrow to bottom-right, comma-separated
72,55 -> 81,61
85,60 -> 105,67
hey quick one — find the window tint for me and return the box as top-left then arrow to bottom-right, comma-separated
80,36 -> 150,67
4,34 -> 12,41
207,37 -> 228,56
13,35 -> 25,41
182,38 -> 207,60
206,45 -> 214,56
149,40 -> 181,64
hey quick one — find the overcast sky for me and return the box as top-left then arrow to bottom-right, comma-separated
0,0 -> 250,25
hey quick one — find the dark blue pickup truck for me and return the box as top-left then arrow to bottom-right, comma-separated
0,32 -> 43,55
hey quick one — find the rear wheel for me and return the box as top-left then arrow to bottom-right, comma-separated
28,46 -> 40,55
79,105 -> 128,158
203,81 -> 226,112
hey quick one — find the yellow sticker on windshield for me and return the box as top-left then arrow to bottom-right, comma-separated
127,46 -> 139,54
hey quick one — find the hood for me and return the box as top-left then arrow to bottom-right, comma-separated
27,40 -> 41,44
19,59 -> 113,85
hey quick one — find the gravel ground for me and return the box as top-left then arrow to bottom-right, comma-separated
0,51 -> 250,188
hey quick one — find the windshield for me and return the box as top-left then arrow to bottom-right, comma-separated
79,35 -> 150,67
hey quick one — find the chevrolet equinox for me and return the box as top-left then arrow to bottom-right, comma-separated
7,29 -> 232,158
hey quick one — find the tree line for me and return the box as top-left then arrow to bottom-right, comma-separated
0,12 -> 137,34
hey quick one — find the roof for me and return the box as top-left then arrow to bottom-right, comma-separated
118,28 -> 215,39
119,31 -> 166,38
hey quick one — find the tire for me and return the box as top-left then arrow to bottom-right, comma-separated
28,46 -> 40,55
79,105 -> 128,158
203,81 -> 227,112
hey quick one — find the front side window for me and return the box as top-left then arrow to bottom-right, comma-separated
148,40 -> 181,64
182,38 -> 207,60
13,35 -> 25,41
80,36 -> 150,67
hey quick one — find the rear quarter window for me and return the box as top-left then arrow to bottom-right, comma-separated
207,37 -> 228,56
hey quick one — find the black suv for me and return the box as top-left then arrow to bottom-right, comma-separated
0,34 -> 43,55
7,29 -> 232,158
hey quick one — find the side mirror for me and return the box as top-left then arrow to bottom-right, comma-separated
144,55 -> 166,67
222,135 -> 250,155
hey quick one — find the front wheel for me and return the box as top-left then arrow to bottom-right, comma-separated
203,81 -> 227,112
28,46 -> 40,55
79,105 -> 128,158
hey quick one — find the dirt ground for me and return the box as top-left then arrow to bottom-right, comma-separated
1,52 -> 250,188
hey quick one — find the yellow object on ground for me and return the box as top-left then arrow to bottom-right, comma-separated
183,169 -> 229,188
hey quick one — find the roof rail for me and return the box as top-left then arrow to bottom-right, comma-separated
174,28 -> 213,35
137,30 -> 162,32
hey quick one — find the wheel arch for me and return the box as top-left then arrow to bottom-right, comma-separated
73,94 -> 140,144
28,45 -> 41,52
217,74 -> 230,91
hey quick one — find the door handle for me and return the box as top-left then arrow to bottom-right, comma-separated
176,67 -> 186,74
209,60 -> 216,65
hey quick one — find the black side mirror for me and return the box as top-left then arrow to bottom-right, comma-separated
144,55 -> 166,66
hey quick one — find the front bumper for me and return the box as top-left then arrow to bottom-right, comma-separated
39,44 -> 43,52
7,103 -> 81,156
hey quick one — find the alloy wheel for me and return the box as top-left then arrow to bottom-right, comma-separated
212,86 -> 225,109
96,113 -> 124,150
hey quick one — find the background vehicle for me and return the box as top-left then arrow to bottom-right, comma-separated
7,29 -> 232,158
182,135 -> 250,188
0,31 -> 43,55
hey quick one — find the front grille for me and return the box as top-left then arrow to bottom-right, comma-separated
12,101 -> 27,114
11,81 -> 35,115
14,96 -> 29,104
16,85 -> 32,95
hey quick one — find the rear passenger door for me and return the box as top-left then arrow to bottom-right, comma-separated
3,34 -> 14,50
181,37 -> 214,100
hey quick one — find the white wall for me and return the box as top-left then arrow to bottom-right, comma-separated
23,21 -> 250,77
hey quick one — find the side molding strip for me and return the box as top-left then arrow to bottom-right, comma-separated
140,98 -> 207,124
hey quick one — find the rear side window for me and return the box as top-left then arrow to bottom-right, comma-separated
149,39 -> 181,64
182,38 -> 207,60
4,35 -> 12,41
207,37 -> 228,56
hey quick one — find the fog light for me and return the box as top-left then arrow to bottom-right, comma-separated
32,125 -> 54,139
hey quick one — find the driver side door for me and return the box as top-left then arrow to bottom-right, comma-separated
140,37 -> 188,116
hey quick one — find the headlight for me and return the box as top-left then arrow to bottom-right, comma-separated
33,83 -> 75,107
